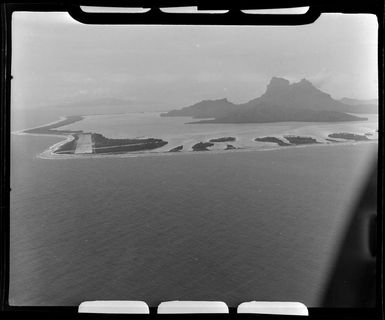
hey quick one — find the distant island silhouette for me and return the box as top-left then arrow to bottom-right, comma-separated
161,77 -> 377,123
17,77 -> 377,158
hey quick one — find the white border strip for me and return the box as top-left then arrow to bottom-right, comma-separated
78,301 -> 149,314
237,301 -> 309,316
158,301 -> 229,314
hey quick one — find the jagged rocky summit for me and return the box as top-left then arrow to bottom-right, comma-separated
161,77 -> 376,123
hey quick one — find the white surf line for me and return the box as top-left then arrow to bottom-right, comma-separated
11,116 -> 72,135
37,138 -> 378,160
11,114 -> 88,135
13,115 -> 87,156
31,114 -> 377,159
45,135 -> 77,155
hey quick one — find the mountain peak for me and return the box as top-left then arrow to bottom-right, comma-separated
298,78 -> 313,86
265,77 -> 290,96
268,77 -> 290,87
256,76 -> 337,111
162,76 -> 376,122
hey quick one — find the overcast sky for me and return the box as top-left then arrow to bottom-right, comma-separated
12,12 -> 378,111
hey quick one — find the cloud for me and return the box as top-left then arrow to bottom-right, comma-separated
307,70 -> 334,88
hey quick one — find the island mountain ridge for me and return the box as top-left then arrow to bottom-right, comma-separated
161,77 -> 376,123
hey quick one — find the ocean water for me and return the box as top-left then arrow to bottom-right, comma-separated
9,113 -> 377,307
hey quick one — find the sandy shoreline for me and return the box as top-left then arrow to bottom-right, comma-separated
36,139 -> 378,160
13,114 -> 378,160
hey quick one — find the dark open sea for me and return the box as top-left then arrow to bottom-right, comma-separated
9,131 -> 376,307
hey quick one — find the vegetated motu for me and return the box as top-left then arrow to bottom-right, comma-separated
328,133 -> 370,141
169,145 -> 183,152
161,77 -> 376,123
284,136 -> 321,145
92,133 -> 168,154
209,137 -> 236,142
255,137 -> 291,146
192,142 -> 214,151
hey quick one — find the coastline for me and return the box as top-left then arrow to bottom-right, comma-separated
12,115 -> 86,156
13,114 -> 378,160
36,139 -> 378,160
16,115 -> 85,135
